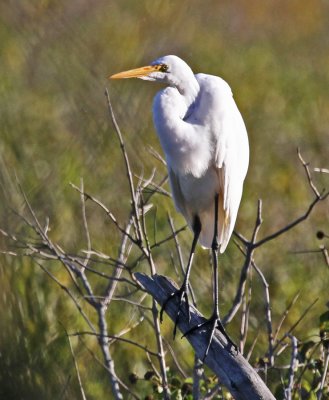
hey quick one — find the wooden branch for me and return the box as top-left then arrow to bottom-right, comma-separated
134,273 -> 276,400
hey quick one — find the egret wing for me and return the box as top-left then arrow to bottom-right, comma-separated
197,76 -> 249,252
216,109 -> 248,252
168,167 -> 189,222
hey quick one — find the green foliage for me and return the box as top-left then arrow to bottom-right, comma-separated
0,0 -> 328,398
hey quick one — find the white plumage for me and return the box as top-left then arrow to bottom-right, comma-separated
111,55 -> 249,252
110,55 -> 249,354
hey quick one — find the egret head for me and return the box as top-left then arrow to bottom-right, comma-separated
109,55 -> 194,87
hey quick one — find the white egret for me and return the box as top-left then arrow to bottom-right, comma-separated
110,55 -> 249,357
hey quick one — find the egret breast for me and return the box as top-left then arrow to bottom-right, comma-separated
178,166 -> 219,214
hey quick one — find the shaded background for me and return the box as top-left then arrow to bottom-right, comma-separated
0,0 -> 328,398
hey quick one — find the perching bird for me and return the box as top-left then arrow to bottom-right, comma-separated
110,55 -> 249,358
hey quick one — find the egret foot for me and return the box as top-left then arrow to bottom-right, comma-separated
160,286 -> 191,339
183,312 -> 237,361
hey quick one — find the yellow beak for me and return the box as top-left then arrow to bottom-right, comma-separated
108,65 -> 160,80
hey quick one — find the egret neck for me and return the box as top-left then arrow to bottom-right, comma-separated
173,69 -> 200,119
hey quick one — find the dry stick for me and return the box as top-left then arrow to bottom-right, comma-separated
145,349 -> 162,381
1,225 -> 96,332
203,384 -> 223,400
147,145 -> 167,166
167,214 -> 185,278
246,333 -> 260,362
78,335 -> 140,400
128,224 -> 186,271
284,335 -> 298,400
167,214 -> 197,306
112,314 -> 145,342
252,261 -> 274,367
320,245 -> 329,267
35,259 -> 96,333
227,154 -> 328,325
317,347 -> 329,400
70,331 -> 158,357
79,178 -> 91,271
20,187 -> 123,398
1,220 -> 98,305
292,341 -> 321,398
58,375 -> 72,400
239,275 -> 252,355
223,199 -> 262,324
314,167 -> 329,174
143,176 -> 171,199
273,298 -> 319,354
105,89 -> 143,246
35,255 -> 123,399
297,148 -> 320,197
135,273 -> 276,400
273,292 -> 300,344
109,295 -> 151,311
168,213 -> 203,399
150,225 -> 187,250
162,338 -> 188,379
139,184 -> 171,379
192,357 -> 204,400
102,215 -> 134,308
105,89 -> 170,399
64,328 -> 87,400
253,151 -> 328,250
141,207 -> 171,399
18,188 -> 98,307
97,304 -> 124,400
95,229 -> 135,400
70,183 -> 138,246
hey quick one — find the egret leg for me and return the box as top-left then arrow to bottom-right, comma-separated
183,194 -> 237,361
160,216 -> 201,339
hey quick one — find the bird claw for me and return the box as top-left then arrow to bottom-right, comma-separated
182,314 -> 238,361
160,286 -> 190,339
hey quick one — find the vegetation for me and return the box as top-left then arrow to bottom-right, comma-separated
0,1 -> 328,399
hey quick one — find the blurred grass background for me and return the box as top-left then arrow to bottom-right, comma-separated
0,0 -> 328,398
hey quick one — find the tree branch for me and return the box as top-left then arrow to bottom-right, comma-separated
134,273 -> 276,400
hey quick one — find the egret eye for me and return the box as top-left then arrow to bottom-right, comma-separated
159,63 -> 169,73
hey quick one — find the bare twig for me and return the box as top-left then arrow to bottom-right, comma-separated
64,326 -> 87,400
273,298 -> 319,354
273,292 -> 300,344
192,356 -> 203,400
70,183 -> 137,245
317,347 -> 329,400
297,148 -> 320,197
105,89 -> 143,247
79,178 -> 91,271
167,213 -> 197,306
70,331 -> 158,357
254,151 -> 328,249
78,335 -> 140,399
252,261 -> 274,366
97,304 -> 124,400
314,167 -> 329,174
163,338 -> 188,379
34,259 -> 96,333
105,89 -> 170,398
224,200 -> 262,324
320,246 -> 329,268
284,335 -> 298,400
